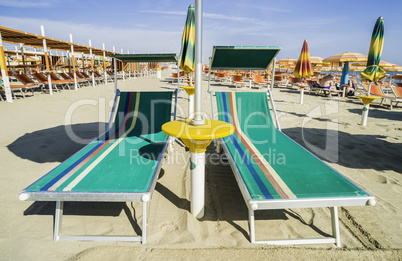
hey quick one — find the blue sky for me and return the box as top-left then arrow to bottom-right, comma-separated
0,0 -> 401,65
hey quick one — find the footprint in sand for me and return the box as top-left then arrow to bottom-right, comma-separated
364,173 -> 390,184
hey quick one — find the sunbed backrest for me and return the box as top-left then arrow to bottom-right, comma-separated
233,75 -> 243,82
49,73 -> 61,81
108,92 -> 173,138
392,86 -> 402,98
13,73 -> 36,84
369,84 -> 383,96
32,72 -> 48,82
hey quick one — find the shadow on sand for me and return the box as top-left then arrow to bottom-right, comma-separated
283,127 -> 402,173
7,122 -> 108,163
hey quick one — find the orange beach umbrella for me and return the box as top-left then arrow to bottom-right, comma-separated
293,40 -> 313,104
293,40 -> 313,79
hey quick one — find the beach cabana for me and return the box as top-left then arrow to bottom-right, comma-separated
208,46 -> 375,246
0,25 -> 119,101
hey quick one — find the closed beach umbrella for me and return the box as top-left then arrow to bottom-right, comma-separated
179,5 -> 195,73
293,40 -> 313,104
293,40 -> 313,79
339,61 -> 350,88
360,17 -> 386,85
179,4 -> 196,120
358,17 -> 385,126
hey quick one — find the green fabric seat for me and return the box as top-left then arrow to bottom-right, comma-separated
215,91 -> 369,201
23,91 -> 172,195
215,91 -> 374,245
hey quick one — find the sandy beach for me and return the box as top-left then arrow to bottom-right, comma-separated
1,71 -> 401,260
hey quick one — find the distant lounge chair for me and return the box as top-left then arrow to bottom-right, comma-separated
274,74 -> 287,87
32,72 -> 72,91
312,74 -> 345,97
91,70 -> 106,84
19,91 -> 177,243
81,71 -> 102,85
363,82 -> 402,110
0,75 -> 37,100
9,72 -> 50,93
214,91 -> 375,246
288,77 -> 301,89
232,74 -> 247,88
217,72 -> 229,82
252,74 -> 270,89
391,86 -> 402,99
67,72 -> 90,86
107,70 -> 123,80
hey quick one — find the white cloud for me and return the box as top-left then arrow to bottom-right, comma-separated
239,4 -> 290,13
0,0 -> 58,7
139,10 -> 187,16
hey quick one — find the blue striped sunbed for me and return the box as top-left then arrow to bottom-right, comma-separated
19,91 -> 176,243
215,91 -> 375,246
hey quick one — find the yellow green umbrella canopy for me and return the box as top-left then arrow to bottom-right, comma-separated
323,52 -> 367,63
179,5 -> 195,73
293,40 -> 313,78
386,64 -> 402,72
353,60 -> 392,69
277,58 -> 296,65
361,17 -> 386,82
310,56 -> 323,64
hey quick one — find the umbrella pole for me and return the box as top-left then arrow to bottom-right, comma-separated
190,152 -> 205,219
300,88 -> 304,104
361,82 -> 372,126
191,0 -> 205,219
192,0 -> 204,125
361,104 -> 370,126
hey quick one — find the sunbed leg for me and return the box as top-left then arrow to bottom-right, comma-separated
142,201 -> 148,244
330,207 -> 341,247
249,209 -> 256,243
20,90 -> 26,99
54,201 -> 64,241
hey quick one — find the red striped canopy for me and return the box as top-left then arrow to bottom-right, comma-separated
293,40 -> 313,78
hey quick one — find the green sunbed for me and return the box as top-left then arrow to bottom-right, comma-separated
19,90 -> 176,243
215,91 -> 375,246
